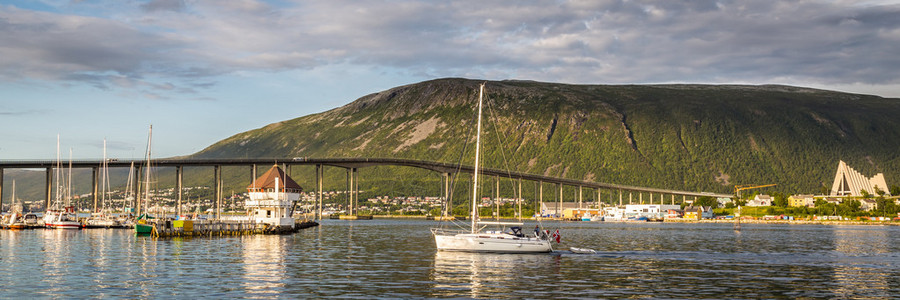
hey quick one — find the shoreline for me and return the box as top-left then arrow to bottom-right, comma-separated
664,218 -> 900,226
367,215 -> 900,226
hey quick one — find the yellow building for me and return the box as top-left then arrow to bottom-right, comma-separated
788,194 -> 815,207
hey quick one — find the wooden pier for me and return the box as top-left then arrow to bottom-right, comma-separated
141,219 -> 319,237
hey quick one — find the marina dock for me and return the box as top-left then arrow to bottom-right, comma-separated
139,219 -> 319,237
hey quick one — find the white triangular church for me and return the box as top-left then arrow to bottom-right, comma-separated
830,160 -> 890,196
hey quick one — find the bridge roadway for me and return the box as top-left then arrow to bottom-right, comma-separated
0,157 -> 732,216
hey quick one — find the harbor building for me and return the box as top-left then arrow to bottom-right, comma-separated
831,160 -> 890,196
624,204 -> 680,219
246,165 -> 302,229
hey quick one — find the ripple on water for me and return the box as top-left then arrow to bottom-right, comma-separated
1,221 -> 899,298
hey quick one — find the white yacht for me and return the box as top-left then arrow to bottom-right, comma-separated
431,83 -> 552,253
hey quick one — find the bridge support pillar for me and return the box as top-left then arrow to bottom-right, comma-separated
351,168 -> 359,215
176,165 -> 183,216
92,166 -> 99,212
0,168 -> 4,212
494,175 -> 499,219
578,186 -> 583,209
629,192 -> 632,205
135,166 -> 141,214
672,194 -> 675,205
136,166 -> 143,216
442,173 -> 450,217
517,178 -> 522,221
316,164 -> 323,220
557,183 -> 562,218
46,168 -> 52,210
619,190 -> 622,206
538,181 -> 543,217
215,165 -> 221,220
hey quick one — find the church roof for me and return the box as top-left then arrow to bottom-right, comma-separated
831,160 -> 889,196
248,165 -> 302,190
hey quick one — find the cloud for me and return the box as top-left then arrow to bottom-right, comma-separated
1,0 -> 899,97
140,0 -> 186,12
0,108 -> 49,116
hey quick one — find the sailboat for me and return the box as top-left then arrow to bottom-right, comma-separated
134,125 -> 155,235
44,138 -> 81,229
117,162 -> 137,228
431,83 -> 553,253
84,139 -> 122,228
5,181 -> 27,229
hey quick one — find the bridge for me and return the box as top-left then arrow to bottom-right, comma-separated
0,157 -> 733,218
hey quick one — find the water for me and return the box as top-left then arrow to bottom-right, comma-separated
2,220 -> 898,298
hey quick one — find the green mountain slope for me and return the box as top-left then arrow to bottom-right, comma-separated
192,78 -> 900,195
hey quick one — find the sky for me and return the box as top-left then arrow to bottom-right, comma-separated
1,0 -> 899,160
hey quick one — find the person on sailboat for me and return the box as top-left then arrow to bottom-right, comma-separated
534,225 -> 541,237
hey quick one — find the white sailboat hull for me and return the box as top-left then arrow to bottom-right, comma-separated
433,231 -> 552,253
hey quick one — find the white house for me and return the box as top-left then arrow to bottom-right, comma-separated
859,199 -> 878,211
746,194 -> 773,207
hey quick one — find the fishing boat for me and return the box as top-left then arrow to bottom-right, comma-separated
45,206 -> 81,229
581,212 -> 604,222
431,83 -> 553,253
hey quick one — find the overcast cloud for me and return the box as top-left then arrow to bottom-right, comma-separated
2,0 -> 899,97
1,0 -> 899,160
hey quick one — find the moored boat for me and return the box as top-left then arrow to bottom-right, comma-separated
45,206 -> 81,229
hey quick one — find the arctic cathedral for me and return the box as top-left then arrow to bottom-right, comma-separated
831,160 -> 890,196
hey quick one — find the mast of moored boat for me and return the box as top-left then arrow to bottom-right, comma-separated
67,148 -> 72,209
124,162 -> 134,214
144,125 -> 153,217
11,180 -> 16,213
470,83 -> 484,234
55,134 -> 61,211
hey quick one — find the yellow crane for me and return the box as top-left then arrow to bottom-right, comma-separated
734,184 -> 777,199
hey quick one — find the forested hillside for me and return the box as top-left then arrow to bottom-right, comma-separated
192,78 -> 900,196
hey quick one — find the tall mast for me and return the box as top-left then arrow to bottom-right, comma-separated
471,83 -> 484,233
67,148 -> 72,207
144,125 -> 152,215
125,162 -> 134,212
100,138 -> 107,211
55,134 -> 60,209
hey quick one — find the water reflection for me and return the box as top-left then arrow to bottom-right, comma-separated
241,235 -> 287,297
431,251 -> 557,298
2,221 -> 899,298
830,227 -> 893,298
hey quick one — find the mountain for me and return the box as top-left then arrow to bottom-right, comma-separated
191,78 -> 900,196
6,78 -> 899,204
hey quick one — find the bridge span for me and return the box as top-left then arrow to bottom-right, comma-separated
0,157 -> 732,218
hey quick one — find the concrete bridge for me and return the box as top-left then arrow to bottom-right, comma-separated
0,157 -> 733,218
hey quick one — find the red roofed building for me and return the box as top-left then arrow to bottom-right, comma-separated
247,165 -> 303,194
246,165 -> 302,228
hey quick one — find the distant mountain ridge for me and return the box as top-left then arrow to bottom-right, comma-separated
192,78 -> 900,195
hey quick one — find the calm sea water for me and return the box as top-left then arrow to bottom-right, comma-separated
1,220 -> 898,298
